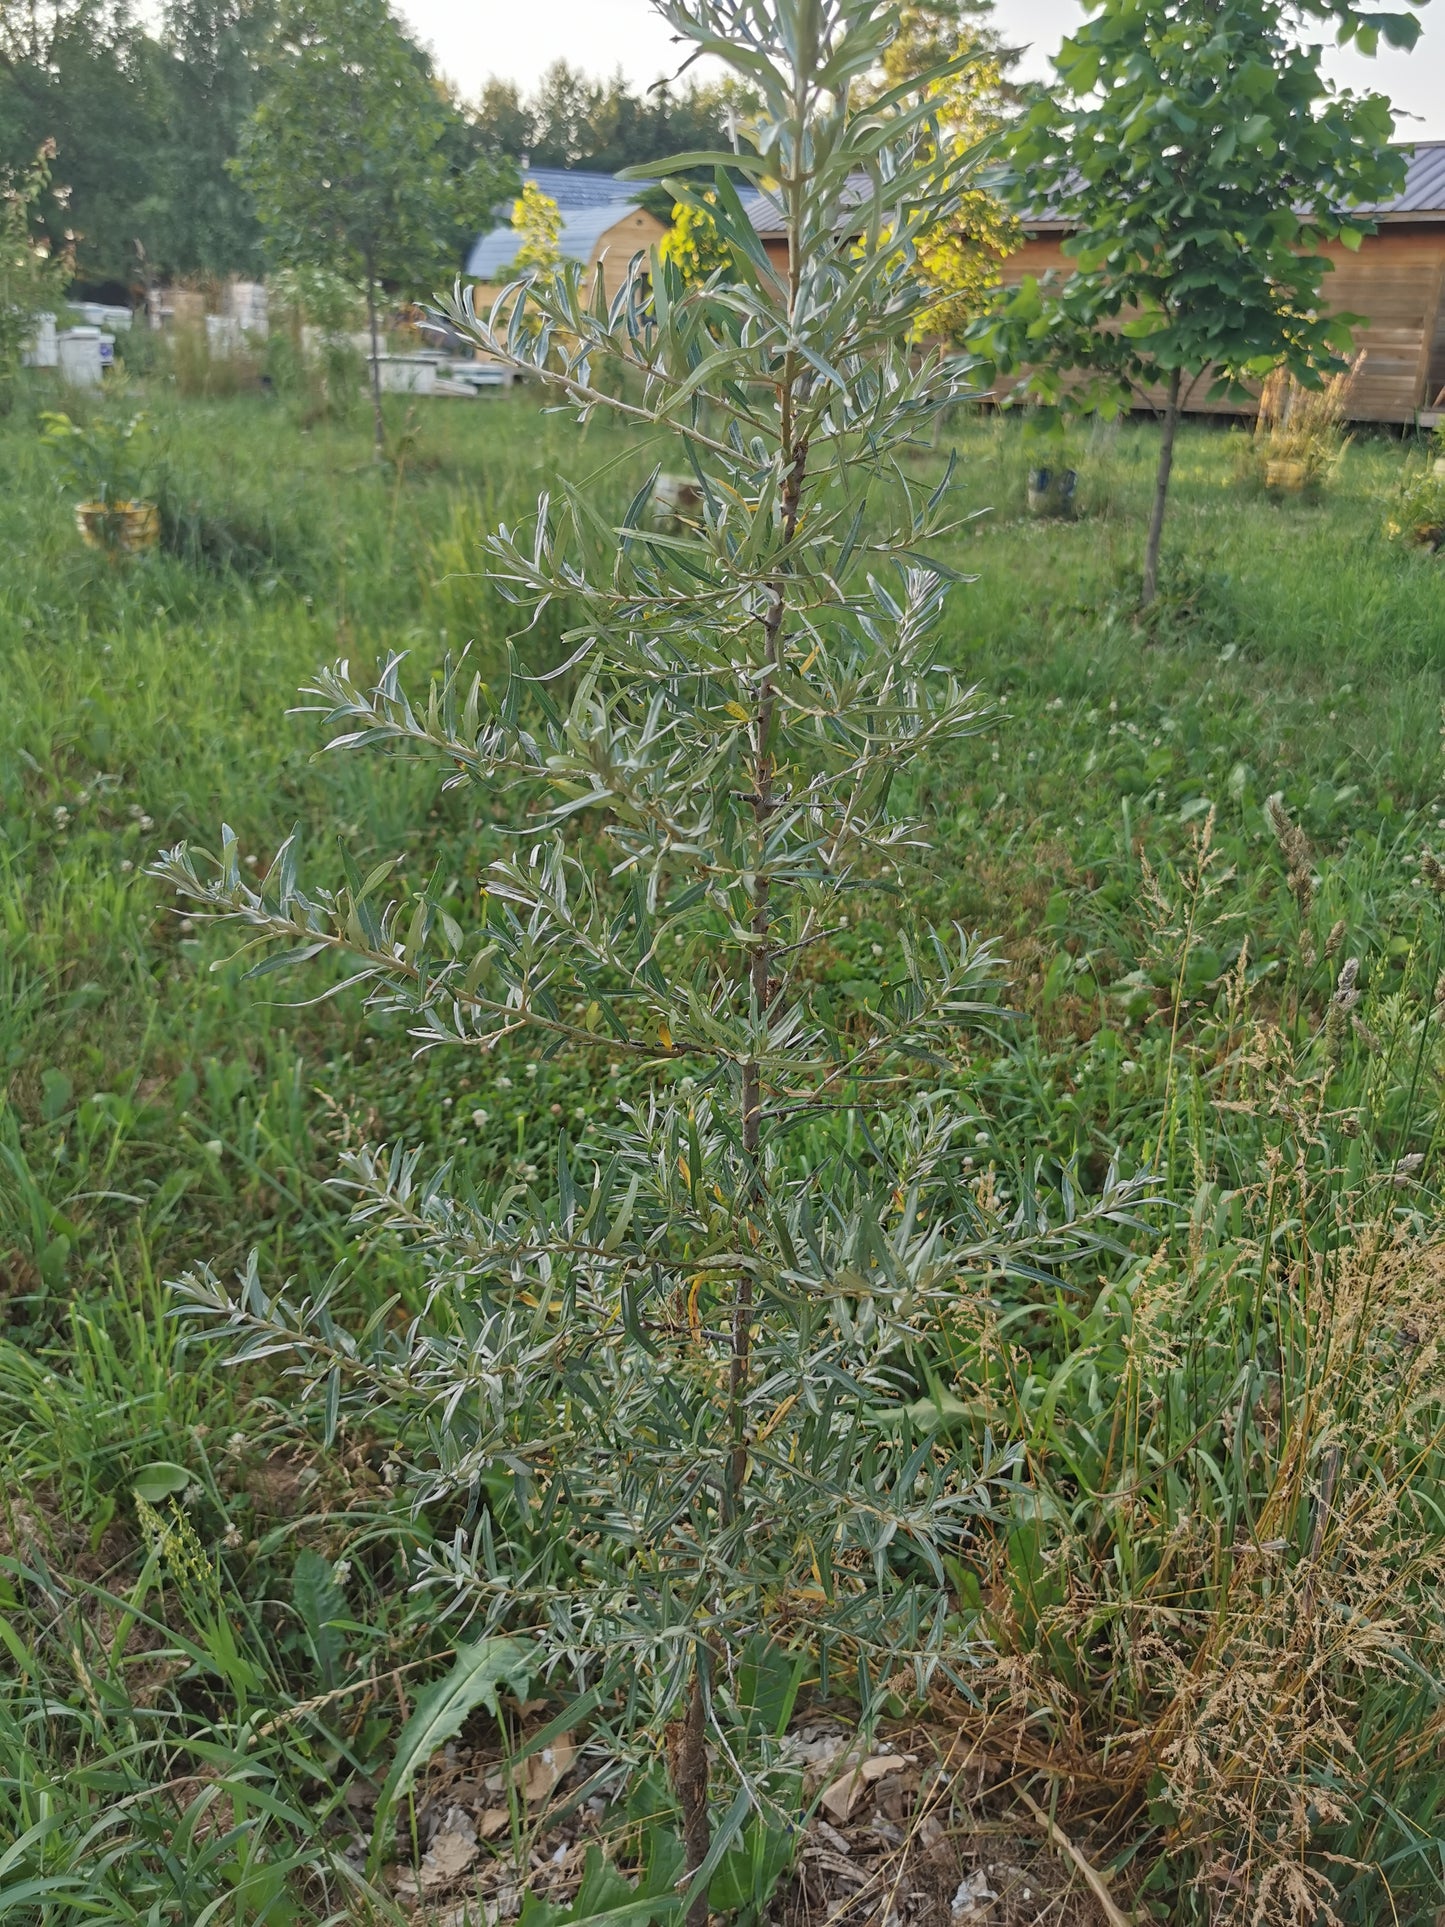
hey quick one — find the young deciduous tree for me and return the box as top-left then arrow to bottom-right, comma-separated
984,0 -> 1416,604
236,0 -> 505,456
158,0 -> 1142,1901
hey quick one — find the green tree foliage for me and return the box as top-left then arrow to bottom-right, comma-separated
147,0 -> 275,279
0,0 -> 498,291
982,0 -> 1416,604
879,0 -> 1008,87
435,77 -> 522,271
235,0 -> 509,456
471,58 -> 756,173
874,4 -> 1021,342
0,141 -> 70,409
0,0 -> 274,288
472,78 -> 535,162
157,0 -> 1144,1895
0,0 -> 169,289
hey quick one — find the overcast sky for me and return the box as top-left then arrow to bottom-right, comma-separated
394,0 -> 1445,140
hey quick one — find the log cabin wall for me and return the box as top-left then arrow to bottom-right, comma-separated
1423,236 -> 1445,413
590,208 -> 668,304
992,224 -> 1445,424
748,148 -> 1445,424
1317,225 -> 1445,421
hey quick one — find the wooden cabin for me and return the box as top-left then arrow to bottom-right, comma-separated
999,144 -> 1445,426
741,145 -> 1445,426
588,205 -> 669,303
467,150 -> 1445,424
466,169 -> 666,311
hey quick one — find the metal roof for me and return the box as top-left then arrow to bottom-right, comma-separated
739,177 -> 874,239
1019,141 -> 1445,230
466,169 -> 640,278
738,188 -> 785,238
1361,141 -> 1445,217
469,142 -> 1445,276
743,149 -> 1445,235
514,167 -> 635,210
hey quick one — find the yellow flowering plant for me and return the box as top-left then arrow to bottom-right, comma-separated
509,181 -> 563,275
659,191 -> 732,286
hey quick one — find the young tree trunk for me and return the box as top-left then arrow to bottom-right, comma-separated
364,269 -> 385,462
1141,366 -> 1183,607
675,388 -> 807,1919
673,1655 -> 711,1927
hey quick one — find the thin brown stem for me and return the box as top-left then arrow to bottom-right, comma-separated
730,424 -> 808,1506
364,264 -> 384,463
672,1651 -> 711,1926
1141,365 -> 1182,606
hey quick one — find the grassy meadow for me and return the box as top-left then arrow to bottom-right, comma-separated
4,377 -> 1445,1923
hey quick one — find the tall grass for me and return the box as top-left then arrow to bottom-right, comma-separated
2,387 -> 1445,1920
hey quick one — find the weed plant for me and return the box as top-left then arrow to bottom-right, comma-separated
1251,355 -> 1362,495
1385,421 -> 1445,549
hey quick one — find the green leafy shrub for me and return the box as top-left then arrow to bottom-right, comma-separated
1385,428 -> 1445,549
39,408 -> 155,505
264,265 -> 366,425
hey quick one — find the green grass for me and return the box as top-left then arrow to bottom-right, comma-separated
4,380 -> 1445,1923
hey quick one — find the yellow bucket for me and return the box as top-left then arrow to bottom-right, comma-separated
75,500 -> 160,554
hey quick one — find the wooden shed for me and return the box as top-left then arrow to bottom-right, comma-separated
997,142 -> 1445,427
740,146 -> 1445,426
466,169 -> 665,312
589,205 -> 669,303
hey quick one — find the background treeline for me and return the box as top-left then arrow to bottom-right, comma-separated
1,0 -> 275,291
470,65 -> 754,172
0,0 -> 745,297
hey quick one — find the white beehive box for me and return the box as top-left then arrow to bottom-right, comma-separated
58,327 -> 104,388
22,312 -> 58,367
372,355 -> 437,395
